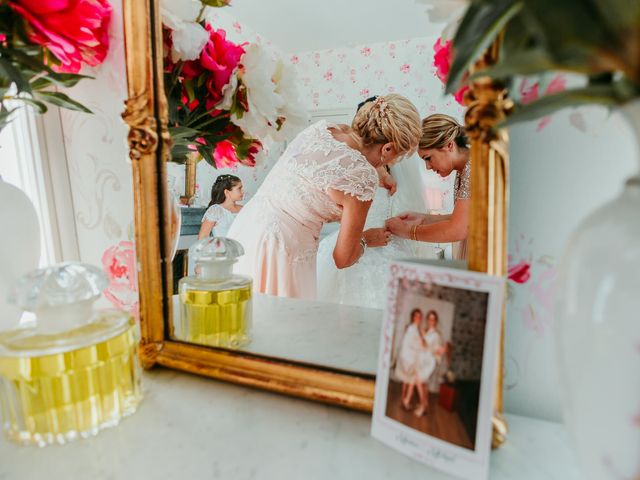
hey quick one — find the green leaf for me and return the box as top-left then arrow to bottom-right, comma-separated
200,0 -> 230,7
0,57 -> 31,93
183,79 -> 195,103
0,105 -> 17,133
197,144 -> 215,167
169,125 -> 201,142
502,85 -> 625,126
447,0 -> 523,93
35,72 -> 92,89
519,0 -> 623,70
35,91 -> 92,113
17,97 -> 48,114
469,49 -> 590,81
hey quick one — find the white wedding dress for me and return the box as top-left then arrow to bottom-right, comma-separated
316,155 -> 441,310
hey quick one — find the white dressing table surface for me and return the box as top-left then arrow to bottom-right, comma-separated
173,293 -> 382,374
0,369 -> 582,480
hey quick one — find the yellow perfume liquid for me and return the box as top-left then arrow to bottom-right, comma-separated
175,237 -> 253,349
178,283 -> 252,348
0,315 -> 142,447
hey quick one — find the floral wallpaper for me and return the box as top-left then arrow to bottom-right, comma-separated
57,0 -> 137,313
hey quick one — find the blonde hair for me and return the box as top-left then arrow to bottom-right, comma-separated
419,114 -> 468,150
351,94 -> 421,156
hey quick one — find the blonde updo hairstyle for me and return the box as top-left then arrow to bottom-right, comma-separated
351,94 -> 421,157
419,114 -> 469,151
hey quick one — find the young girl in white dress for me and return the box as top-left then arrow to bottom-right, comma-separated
198,174 -> 244,239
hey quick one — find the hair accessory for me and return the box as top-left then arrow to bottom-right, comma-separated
374,96 -> 389,118
357,95 -> 379,112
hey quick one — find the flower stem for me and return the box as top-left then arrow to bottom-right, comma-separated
196,5 -> 206,23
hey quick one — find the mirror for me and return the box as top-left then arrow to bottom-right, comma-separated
121,0 -> 509,425
162,2 -> 470,375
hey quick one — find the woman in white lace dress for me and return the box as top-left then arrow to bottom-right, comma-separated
386,114 -> 471,260
227,94 -> 422,300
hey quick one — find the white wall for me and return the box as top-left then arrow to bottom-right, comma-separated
220,0 -> 438,53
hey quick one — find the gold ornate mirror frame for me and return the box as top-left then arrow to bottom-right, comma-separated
121,0 -> 510,446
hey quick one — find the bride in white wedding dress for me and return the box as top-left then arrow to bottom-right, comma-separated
316,154 -> 441,309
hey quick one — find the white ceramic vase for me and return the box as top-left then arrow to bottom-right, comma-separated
0,178 -> 40,330
556,100 -> 640,480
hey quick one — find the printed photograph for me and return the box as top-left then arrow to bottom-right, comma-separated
385,277 -> 489,450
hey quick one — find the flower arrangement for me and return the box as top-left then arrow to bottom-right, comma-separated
0,0 -> 112,131
161,0 -> 307,169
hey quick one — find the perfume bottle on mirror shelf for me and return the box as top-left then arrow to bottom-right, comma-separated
176,237 -> 252,349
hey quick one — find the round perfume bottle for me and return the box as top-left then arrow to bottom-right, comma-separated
0,263 -> 142,447
176,237 -> 252,349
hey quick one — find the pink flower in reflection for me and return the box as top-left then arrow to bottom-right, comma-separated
213,139 -> 239,169
101,240 -> 139,318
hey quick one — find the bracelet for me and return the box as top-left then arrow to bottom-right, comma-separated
359,236 -> 368,255
410,225 -> 418,241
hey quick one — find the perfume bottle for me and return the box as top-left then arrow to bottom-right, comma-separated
176,237 -> 252,349
0,263 -> 142,447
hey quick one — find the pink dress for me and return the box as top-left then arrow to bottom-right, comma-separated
227,121 -> 378,299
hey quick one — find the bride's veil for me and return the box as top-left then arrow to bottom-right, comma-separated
390,153 -> 428,215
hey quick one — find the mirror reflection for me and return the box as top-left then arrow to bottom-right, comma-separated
163,2 -> 471,374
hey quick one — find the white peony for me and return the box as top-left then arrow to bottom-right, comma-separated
221,44 -> 308,142
160,0 -> 209,61
415,0 -> 469,40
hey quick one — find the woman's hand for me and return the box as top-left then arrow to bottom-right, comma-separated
363,227 -> 391,248
380,174 -> 397,196
385,216 -> 411,239
396,211 -> 424,226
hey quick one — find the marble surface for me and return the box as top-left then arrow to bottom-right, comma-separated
172,293 -> 382,374
0,369 -> 583,480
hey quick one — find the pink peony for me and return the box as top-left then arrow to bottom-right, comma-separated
433,37 -> 468,106
101,240 -> 139,317
433,38 -> 451,83
10,0 -> 112,73
213,140 -> 239,168
199,26 -> 245,109
177,27 -> 245,113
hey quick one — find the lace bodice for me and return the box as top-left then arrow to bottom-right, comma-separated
255,121 -> 378,232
